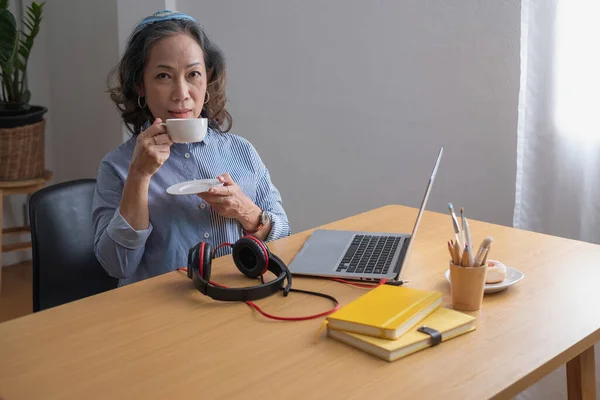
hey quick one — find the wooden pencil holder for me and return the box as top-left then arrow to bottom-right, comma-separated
449,261 -> 487,311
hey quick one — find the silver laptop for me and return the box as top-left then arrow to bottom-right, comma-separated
288,147 -> 443,282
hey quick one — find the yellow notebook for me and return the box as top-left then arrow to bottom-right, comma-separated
325,285 -> 442,339
327,307 -> 476,362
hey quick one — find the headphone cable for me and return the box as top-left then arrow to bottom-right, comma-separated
246,287 -> 340,321
178,267 -> 341,321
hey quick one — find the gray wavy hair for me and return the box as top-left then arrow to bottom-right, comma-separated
107,18 -> 232,135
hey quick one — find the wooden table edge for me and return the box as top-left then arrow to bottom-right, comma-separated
490,330 -> 600,399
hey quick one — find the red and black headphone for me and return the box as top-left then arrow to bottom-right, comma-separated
187,235 -> 291,301
186,235 -> 341,321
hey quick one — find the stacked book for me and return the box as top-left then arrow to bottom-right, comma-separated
326,285 -> 476,361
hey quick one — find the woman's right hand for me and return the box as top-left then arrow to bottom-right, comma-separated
129,118 -> 173,179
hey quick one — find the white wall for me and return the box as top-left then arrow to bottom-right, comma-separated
177,0 -> 521,233
45,0 -> 122,183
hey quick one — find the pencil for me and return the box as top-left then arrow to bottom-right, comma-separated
453,240 -> 461,265
460,207 -> 466,249
447,241 -> 455,262
461,244 -> 471,267
468,244 -> 474,267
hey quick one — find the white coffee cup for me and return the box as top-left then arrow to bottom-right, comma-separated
160,118 -> 208,143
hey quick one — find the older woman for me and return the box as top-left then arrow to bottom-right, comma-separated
93,10 -> 290,285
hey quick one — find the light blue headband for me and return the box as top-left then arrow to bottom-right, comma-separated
135,10 -> 197,29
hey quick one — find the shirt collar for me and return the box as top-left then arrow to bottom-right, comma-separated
179,125 -> 215,152
203,126 -> 215,146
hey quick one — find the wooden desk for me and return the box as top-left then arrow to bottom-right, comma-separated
0,205 -> 599,399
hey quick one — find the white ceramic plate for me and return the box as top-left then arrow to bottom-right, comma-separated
444,266 -> 524,294
166,179 -> 223,195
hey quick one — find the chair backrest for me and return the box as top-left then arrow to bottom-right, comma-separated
29,179 -> 118,312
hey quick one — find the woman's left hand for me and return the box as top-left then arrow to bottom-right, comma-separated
198,173 -> 262,230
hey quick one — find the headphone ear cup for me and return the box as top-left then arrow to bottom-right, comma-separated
232,237 -> 270,278
200,242 -> 213,281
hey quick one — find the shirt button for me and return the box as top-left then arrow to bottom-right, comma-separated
199,203 -> 206,209
203,232 -> 210,238
184,153 -> 191,159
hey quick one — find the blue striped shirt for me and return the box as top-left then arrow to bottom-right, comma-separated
92,127 -> 291,286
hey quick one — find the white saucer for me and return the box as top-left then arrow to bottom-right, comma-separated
166,179 -> 223,195
444,266 -> 524,294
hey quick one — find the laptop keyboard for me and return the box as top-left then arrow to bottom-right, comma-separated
336,235 -> 402,275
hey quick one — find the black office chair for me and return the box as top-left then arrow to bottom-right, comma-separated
29,179 -> 118,312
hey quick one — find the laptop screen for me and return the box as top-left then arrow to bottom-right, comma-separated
397,147 -> 443,277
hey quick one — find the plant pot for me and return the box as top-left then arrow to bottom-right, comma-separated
0,105 -> 47,128
0,105 -> 48,180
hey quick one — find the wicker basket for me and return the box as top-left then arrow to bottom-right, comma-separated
0,120 -> 45,180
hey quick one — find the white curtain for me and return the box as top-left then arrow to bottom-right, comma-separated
514,0 -> 600,244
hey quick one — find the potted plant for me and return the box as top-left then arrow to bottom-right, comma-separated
0,0 -> 46,180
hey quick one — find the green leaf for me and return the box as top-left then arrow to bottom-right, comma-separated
18,46 -> 27,59
0,1 -> 9,11
2,57 -> 13,75
26,10 -> 35,23
23,19 -> 34,31
24,18 -> 36,32
13,1 -> 45,104
0,9 -> 17,65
